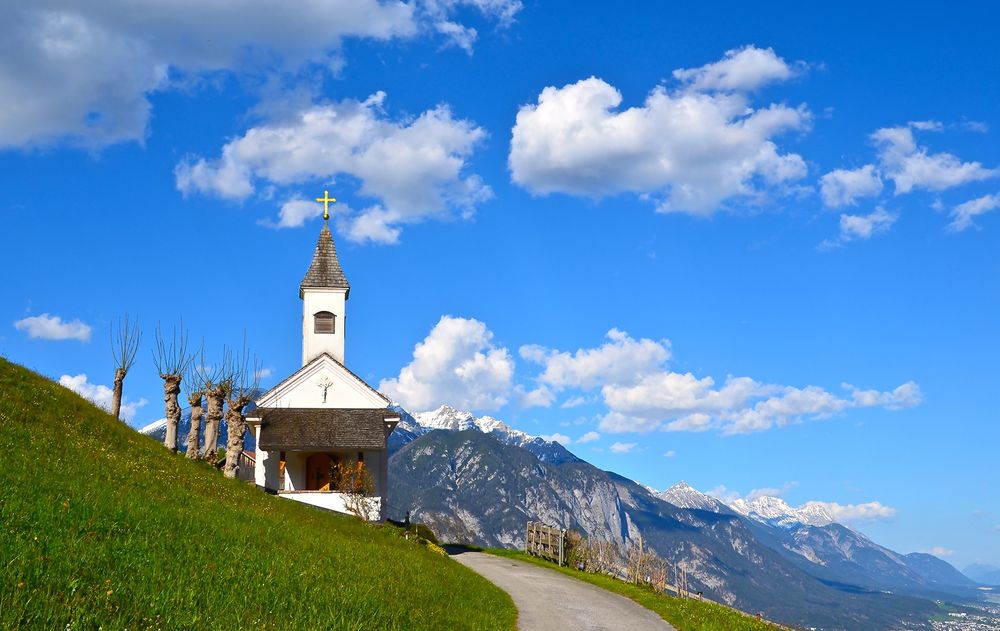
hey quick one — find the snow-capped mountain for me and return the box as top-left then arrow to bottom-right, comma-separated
654,481 -> 980,602
657,481 -> 734,514
138,417 -> 167,436
390,404 -> 580,465
730,495 -> 835,528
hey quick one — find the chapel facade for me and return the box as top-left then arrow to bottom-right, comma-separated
246,203 -> 399,520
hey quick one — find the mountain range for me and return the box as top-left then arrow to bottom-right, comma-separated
387,405 -> 992,630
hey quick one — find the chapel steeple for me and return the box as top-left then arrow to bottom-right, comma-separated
300,193 -> 350,366
299,220 -> 350,299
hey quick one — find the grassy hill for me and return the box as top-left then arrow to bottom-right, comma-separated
0,358 -> 516,629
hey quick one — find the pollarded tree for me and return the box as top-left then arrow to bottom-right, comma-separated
222,338 -> 260,479
109,315 -> 141,421
153,321 -> 195,453
201,362 -> 229,466
184,350 -> 207,460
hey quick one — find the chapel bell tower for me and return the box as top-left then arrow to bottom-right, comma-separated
299,192 -> 350,366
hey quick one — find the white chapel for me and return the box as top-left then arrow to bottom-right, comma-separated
245,195 -> 399,520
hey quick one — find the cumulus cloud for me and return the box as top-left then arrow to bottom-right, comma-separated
707,482 -> 797,503
509,46 -> 810,215
872,123 -> 997,195
577,430 -> 601,443
14,313 -> 91,341
609,441 -> 637,454
672,45 -> 800,93
805,500 -> 898,525
518,328 -> 922,435
59,373 -> 147,421
520,329 -> 670,391
260,199 -> 323,229
921,546 -> 956,557
948,193 -> 1000,232
515,384 -> 555,408
0,1 -> 519,148
820,165 -> 883,207
539,432 -> 571,445
379,316 -> 514,411
820,207 -> 897,249
177,93 -> 490,243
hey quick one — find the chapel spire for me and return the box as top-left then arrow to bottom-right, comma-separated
299,209 -> 350,299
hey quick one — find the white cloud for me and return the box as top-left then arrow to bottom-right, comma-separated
577,430 -> 601,443
819,164 -> 883,207
663,450 -> 676,458
820,207 -> 897,249
379,316 -> 514,411
260,199 -> 322,229
521,329 -> 670,391
177,93 -> 490,244
509,46 -> 810,215
59,373 -> 148,421
922,546 -> 956,558
872,124 -> 997,195
539,432 -> 571,445
14,313 -> 91,341
708,482 -> 798,503
747,481 -> 799,500
838,207 -> 897,241
609,441 -> 637,454
0,1 -> 519,148
805,500 -> 898,525
948,193 -> 1000,232
529,329 -> 923,435
255,366 -> 274,380
422,0 -> 522,53
672,45 -> 799,93
515,384 -> 554,408
560,395 -> 591,409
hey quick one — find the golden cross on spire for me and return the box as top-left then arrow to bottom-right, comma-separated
315,190 -> 337,221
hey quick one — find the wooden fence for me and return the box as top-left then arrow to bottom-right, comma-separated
526,521 -> 566,566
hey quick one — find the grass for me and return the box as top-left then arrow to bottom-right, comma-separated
485,548 -> 782,631
0,358 -> 516,629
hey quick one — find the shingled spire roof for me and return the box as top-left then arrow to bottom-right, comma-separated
300,221 -> 350,298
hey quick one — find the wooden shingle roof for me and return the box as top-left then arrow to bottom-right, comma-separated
254,408 -> 398,451
300,221 -> 350,298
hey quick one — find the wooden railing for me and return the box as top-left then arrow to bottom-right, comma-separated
526,521 -> 566,566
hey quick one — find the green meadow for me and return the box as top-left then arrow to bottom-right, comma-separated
0,357 -> 516,629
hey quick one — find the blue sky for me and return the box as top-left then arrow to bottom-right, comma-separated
1,1 -> 998,569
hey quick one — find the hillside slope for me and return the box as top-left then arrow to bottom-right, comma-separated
0,358 -> 515,629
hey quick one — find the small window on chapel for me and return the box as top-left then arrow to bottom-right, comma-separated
314,311 -> 335,334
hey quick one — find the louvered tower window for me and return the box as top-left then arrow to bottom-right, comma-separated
314,311 -> 335,334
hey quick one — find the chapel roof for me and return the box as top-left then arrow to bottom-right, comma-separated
300,221 -> 350,298
255,408 -> 399,451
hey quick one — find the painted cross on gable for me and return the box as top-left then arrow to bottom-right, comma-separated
317,376 -> 333,403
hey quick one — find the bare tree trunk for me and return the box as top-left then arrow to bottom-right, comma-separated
186,393 -> 203,460
162,374 -> 182,453
223,407 -> 246,479
111,367 -> 126,420
203,387 -> 225,465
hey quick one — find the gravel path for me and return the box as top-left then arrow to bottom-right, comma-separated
449,550 -> 676,631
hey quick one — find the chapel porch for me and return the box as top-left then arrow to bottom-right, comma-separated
247,407 -> 398,521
